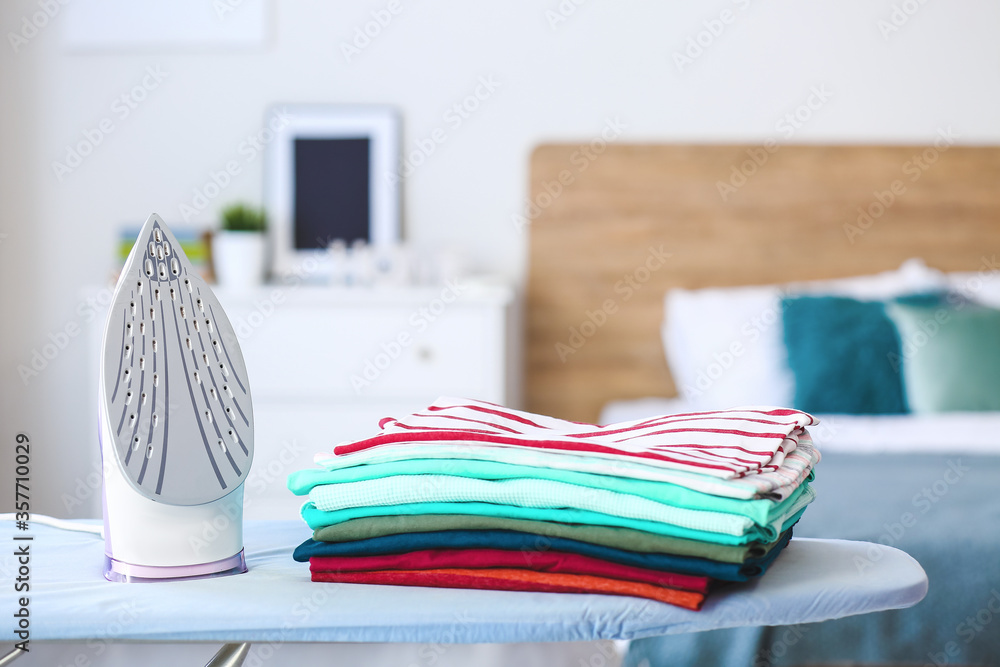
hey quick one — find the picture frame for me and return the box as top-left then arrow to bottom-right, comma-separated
265,105 -> 401,278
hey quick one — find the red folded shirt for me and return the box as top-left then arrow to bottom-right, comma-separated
309,548 -> 710,593
311,568 -> 705,610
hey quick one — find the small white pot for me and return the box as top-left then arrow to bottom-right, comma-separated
212,231 -> 266,289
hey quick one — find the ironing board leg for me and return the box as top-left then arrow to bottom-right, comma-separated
204,642 -> 250,667
0,647 -> 25,665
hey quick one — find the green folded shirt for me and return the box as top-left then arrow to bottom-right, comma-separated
312,514 -> 785,564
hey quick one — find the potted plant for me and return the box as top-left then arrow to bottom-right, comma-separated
213,203 -> 268,289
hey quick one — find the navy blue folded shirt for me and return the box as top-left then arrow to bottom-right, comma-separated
293,528 -> 794,582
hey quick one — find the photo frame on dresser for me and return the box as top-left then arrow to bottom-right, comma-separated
265,105 -> 401,277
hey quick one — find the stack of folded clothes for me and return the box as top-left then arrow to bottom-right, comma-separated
288,397 -> 820,610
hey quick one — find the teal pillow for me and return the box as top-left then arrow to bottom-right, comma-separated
893,291 -> 952,307
885,302 -> 1000,412
781,295 -> 908,414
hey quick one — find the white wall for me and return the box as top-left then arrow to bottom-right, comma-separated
2,0 -> 999,518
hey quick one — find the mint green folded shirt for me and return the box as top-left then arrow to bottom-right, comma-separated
307,475 -> 811,538
288,458 -> 806,527
299,495 -> 812,546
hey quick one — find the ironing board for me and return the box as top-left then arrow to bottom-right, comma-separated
1,520 -> 926,650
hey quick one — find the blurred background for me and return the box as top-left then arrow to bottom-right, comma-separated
1,1 -> 999,666
3,0 -> 997,518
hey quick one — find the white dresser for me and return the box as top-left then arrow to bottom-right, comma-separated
86,280 -> 521,519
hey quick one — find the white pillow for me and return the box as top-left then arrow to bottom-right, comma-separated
662,259 -> 946,410
791,257 -> 946,300
945,262 -> 1000,307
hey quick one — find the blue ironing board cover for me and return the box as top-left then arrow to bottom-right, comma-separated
0,520 -> 926,643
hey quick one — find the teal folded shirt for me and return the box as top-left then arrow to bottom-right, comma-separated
298,483 -> 814,547
288,458 -> 810,527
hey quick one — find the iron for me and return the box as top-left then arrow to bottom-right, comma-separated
98,213 -> 254,582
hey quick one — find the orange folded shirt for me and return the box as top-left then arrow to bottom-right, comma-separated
311,567 -> 705,610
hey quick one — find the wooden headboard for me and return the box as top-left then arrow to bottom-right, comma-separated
526,144 -> 1000,423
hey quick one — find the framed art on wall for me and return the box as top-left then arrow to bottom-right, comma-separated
265,105 -> 401,278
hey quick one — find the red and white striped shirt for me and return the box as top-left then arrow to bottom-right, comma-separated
331,397 -> 818,480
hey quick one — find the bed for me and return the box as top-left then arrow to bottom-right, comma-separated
526,143 -> 1000,666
